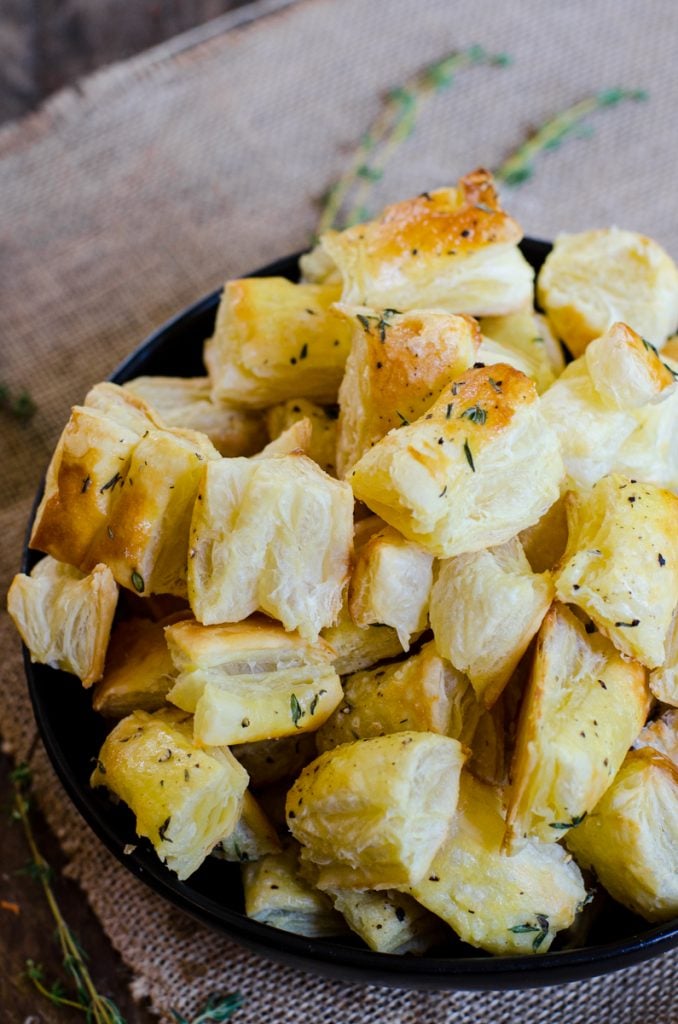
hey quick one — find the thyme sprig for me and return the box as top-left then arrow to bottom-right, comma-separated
317,44 -> 511,232
10,762 -> 243,1023
10,763 -> 126,1022
0,381 -> 36,421
495,87 -> 648,186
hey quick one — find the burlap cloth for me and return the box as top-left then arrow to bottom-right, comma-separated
2,0 -> 678,1019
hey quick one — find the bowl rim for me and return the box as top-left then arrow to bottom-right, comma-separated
22,239 -> 678,990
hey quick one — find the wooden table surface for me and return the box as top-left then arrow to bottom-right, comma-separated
1,0 -> 249,124
2,6 -> 254,1016
0,748 -> 155,1023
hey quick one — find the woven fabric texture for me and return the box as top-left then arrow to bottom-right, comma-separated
1,0 -> 677,1019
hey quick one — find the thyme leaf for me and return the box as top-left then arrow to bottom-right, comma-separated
549,812 -> 587,830
131,571 -> 145,593
290,693 -> 304,727
463,439 -> 475,471
460,404 -> 487,424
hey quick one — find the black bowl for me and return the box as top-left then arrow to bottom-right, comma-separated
23,240 -> 678,989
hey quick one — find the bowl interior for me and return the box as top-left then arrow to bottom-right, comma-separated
23,239 -> 678,989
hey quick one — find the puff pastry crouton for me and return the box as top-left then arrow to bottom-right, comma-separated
319,602 -> 406,676
430,538 -> 553,708
305,170 -> 534,315
242,842 -> 348,937
165,616 -> 342,746
334,305 -> 480,476
188,453 -> 353,638
540,322 -> 678,493
506,604 -> 651,849
123,376 -> 267,456
348,524 -> 433,649
8,556 -> 118,686
216,790 -> 282,862
567,748 -> 678,922
286,733 -> 466,890
349,365 -> 563,558
265,399 -> 338,475
315,640 -> 481,753
30,383 -> 220,596
92,616 -> 180,717
205,278 -> 352,407
555,474 -> 678,668
91,708 -> 248,879
650,606 -> 678,707
406,772 -> 587,955
537,228 -> 678,356
479,309 -> 565,394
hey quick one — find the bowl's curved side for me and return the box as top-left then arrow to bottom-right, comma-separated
22,241 -> 678,990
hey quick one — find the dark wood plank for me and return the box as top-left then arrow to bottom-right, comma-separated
0,748 -> 153,1023
0,0 -> 251,124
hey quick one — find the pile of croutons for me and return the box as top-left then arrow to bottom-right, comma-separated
9,168 -> 678,957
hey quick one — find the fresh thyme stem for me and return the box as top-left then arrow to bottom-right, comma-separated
11,766 -> 126,1023
495,87 -> 648,186
317,44 -> 511,233
26,967 -> 88,1012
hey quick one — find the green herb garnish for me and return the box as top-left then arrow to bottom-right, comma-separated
290,693 -> 304,727
495,88 -> 648,187
509,914 -> 550,950
99,471 -> 122,493
131,570 -> 144,593
316,46 -> 512,232
463,439 -> 475,471
549,812 -> 587,830
0,382 -> 37,422
460,405 -> 487,424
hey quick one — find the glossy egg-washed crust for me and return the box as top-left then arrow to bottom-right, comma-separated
92,708 -> 248,880
315,640 -> 480,753
349,364 -> 563,558
286,732 -> 466,890
206,277 -> 352,408
506,603 -> 651,849
555,474 -> 678,668
326,170 -> 522,266
406,771 -> 587,955
30,384 -> 220,597
566,748 -> 678,922
537,227 -> 678,356
317,170 -> 534,315
335,305 -> 480,477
